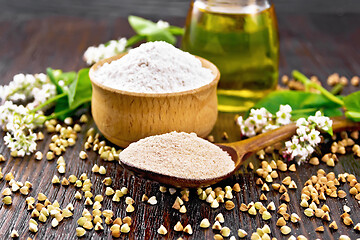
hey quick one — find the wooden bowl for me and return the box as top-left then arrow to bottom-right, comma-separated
89,53 -> 220,148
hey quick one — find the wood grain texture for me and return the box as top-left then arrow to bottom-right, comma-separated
1,0 -> 360,21
0,14 -> 359,239
90,54 -> 219,148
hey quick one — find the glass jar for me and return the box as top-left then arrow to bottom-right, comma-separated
182,0 -> 279,112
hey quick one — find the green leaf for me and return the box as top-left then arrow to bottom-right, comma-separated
47,68 -> 64,94
54,95 -> 70,120
59,71 -> 77,86
48,68 -> 91,121
252,91 -> 343,119
168,26 -> 185,35
345,111 -> 360,121
68,68 -> 92,109
129,16 -> 159,35
53,97 -> 90,121
47,68 -> 77,94
343,91 -> 360,122
323,108 -> 343,119
344,91 -> 360,111
128,15 -> 177,45
146,30 -> 176,45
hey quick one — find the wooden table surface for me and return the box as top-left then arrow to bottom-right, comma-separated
0,13 -> 360,240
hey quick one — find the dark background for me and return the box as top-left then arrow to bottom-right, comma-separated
0,0 -> 359,79
1,0 -> 360,21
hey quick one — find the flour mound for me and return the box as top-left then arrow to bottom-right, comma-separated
119,132 -> 235,180
91,41 -> 214,93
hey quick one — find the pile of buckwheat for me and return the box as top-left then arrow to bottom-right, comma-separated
0,72 -> 359,240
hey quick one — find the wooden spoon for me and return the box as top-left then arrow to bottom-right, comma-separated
120,117 -> 360,188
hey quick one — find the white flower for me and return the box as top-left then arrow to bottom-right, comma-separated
36,73 -> 47,83
262,123 -> 279,133
321,118 -> 332,132
4,124 -> 38,156
284,135 -> 313,164
280,104 -> 292,113
296,118 -> 308,127
236,116 -> 257,137
9,92 -> 26,101
0,101 -> 44,156
237,105 -> 292,137
244,125 -> 256,137
305,144 -> 314,155
285,137 -> 302,159
250,107 -> 271,128
83,38 -> 128,65
308,111 -> 332,132
5,128 -> 37,155
285,136 -> 298,149
236,116 -> 244,127
0,101 -> 24,128
0,73 -> 56,110
243,117 -> 257,136
0,72 -> 53,156
3,132 -> 13,148
239,107 -> 332,165
237,116 -> 252,136
276,104 -> 292,125
156,20 -> 170,29
83,46 -> 99,65
307,129 -> 321,146
296,125 -> 309,142
27,82 -> 56,110
284,111 -> 333,164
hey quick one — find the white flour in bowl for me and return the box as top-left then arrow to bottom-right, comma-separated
119,132 -> 235,180
90,41 -> 215,93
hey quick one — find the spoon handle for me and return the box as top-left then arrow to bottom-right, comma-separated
224,116 -> 360,155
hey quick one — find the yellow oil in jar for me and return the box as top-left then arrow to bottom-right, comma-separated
182,1 -> 279,112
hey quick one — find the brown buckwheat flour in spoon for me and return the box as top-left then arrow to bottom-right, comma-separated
119,132 -> 235,180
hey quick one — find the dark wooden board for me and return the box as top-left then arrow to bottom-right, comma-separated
0,14 -> 359,239
1,0 -> 360,21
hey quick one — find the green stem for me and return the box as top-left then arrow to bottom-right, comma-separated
30,92 -> 67,113
292,70 -> 345,106
7,84 -> 31,99
331,83 -> 343,95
